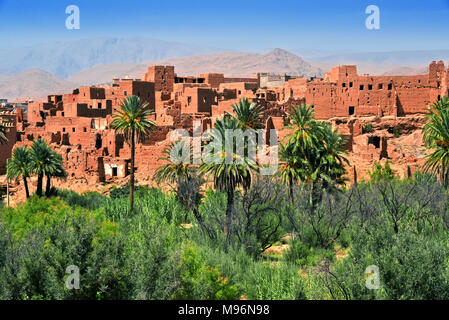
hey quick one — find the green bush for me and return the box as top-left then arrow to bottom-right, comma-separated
170,243 -> 239,300
57,189 -> 108,210
198,246 -> 307,300
2,175 -> 449,300
362,123 -> 374,134
329,226 -> 449,300
194,179 -> 285,257
284,240 -> 320,267
0,197 -> 124,299
109,184 -> 152,199
368,161 -> 396,182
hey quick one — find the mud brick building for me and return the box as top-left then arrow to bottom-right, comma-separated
2,60 -> 448,185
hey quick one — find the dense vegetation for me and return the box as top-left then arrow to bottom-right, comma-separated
1,171 -> 449,300
1,97 -> 449,300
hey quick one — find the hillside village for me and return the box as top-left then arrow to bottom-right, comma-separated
0,59 -> 448,202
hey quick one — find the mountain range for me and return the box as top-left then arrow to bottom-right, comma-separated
0,37 -> 223,78
0,37 -> 447,101
0,47 -> 323,100
67,48 -> 322,86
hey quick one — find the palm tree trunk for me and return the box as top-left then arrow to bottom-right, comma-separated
46,175 -> 51,196
225,189 -> 234,242
23,176 -> 30,199
130,126 -> 135,212
37,174 -> 43,197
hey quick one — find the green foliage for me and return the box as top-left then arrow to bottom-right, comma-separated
192,178 -> 285,256
153,140 -> 196,186
362,123 -> 374,134
393,128 -> 401,138
330,226 -> 449,300
109,184 -> 152,200
284,240 -> 319,267
110,95 -> 157,211
199,246 -> 306,300
199,117 -> 259,239
7,146 -> 31,181
279,104 -> 348,191
2,171 -> 449,300
423,96 -> 449,186
110,95 -> 156,142
171,243 -> 239,300
106,187 -> 187,225
0,197 -> 122,299
368,161 -> 396,182
28,138 -> 66,197
0,196 -> 116,241
228,98 -> 264,130
57,189 -> 108,210
199,117 -> 258,194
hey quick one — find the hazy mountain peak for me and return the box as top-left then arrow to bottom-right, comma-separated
0,37 -> 225,78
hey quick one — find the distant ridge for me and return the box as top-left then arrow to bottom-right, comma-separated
67,48 -> 322,86
0,37 -> 223,78
0,69 -> 75,101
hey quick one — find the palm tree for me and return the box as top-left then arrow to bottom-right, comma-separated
228,98 -> 264,130
278,143 -> 301,201
29,138 -> 58,197
284,104 -> 322,153
423,96 -> 449,186
317,124 -> 349,187
110,95 -> 156,211
153,140 -> 195,186
278,104 -> 348,201
199,117 -> 258,238
154,141 -> 208,226
45,150 -> 67,196
7,146 -> 31,198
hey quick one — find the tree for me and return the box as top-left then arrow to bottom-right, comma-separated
45,150 -> 67,196
29,138 -> 58,197
228,98 -> 264,130
318,124 -> 349,187
279,104 -> 348,201
7,146 -> 31,198
199,117 -> 258,239
153,141 -> 204,224
110,95 -> 156,211
153,140 -> 195,187
423,96 -> 449,186
369,160 -> 396,183
284,104 -> 322,154
278,143 -> 301,201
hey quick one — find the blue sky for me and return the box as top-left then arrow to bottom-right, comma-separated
0,0 -> 448,52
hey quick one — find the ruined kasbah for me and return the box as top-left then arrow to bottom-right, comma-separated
1,61 -> 448,203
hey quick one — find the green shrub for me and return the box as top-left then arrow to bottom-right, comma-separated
362,123 -> 374,134
368,161 -> 396,182
195,179 -> 285,256
198,246 -> 307,300
57,189 -> 108,210
0,197 -> 125,299
170,243 -> 239,300
284,240 -> 319,267
328,226 -> 449,300
109,184 -> 151,199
